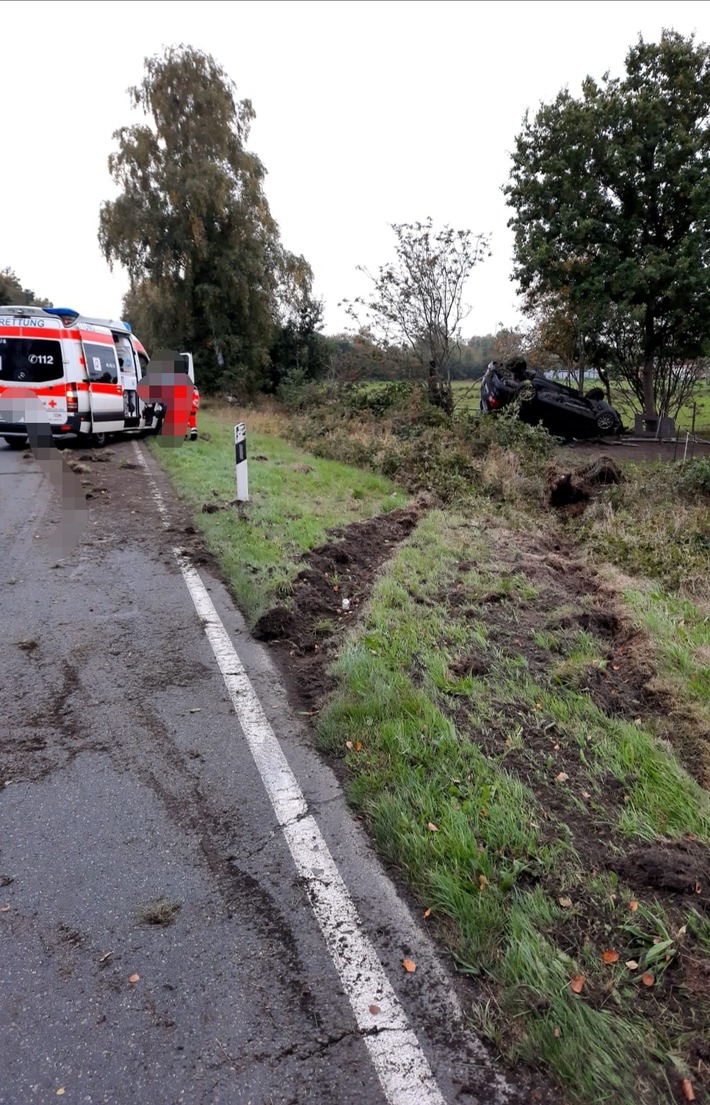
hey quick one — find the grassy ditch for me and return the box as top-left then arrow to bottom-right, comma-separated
152,397 -> 710,1103
147,405 -> 407,623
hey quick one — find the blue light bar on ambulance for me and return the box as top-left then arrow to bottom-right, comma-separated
43,307 -> 80,326
121,320 -> 132,331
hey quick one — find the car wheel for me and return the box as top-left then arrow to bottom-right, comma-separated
90,431 -> 108,447
4,436 -> 28,449
596,411 -> 617,434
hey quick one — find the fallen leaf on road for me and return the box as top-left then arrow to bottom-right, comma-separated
56,1090 -> 65,1097
128,973 -> 140,984
602,949 -> 619,964
0,905 -> 9,913
98,951 -> 113,965
369,1004 -> 381,1015
402,958 -> 416,973
681,1078 -> 696,1101
558,896 -> 573,908
570,974 -> 585,994
641,972 -> 654,987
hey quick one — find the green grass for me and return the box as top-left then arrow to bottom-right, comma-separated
317,507 -> 710,1103
148,406 -> 407,623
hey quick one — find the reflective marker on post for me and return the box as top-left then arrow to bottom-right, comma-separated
234,422 -> 248,504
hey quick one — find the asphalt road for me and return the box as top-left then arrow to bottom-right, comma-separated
0,438 -> 524,1105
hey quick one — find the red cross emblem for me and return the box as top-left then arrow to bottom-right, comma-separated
47,399 -> 57,408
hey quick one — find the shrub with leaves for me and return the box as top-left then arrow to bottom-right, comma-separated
676,456 -> 710,497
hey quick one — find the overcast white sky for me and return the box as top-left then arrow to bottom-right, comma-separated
3,0 -> 710,338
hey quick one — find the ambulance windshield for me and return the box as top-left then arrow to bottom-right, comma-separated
0,337 -> 63,383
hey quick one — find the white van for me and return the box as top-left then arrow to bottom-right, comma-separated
0,305 -> 189,447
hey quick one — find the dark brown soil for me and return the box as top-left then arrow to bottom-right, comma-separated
548,456 -> 623,515
253,502 -> 423,708
616,839 -> 710,904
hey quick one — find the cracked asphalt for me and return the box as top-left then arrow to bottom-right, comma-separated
0,438 -> 529,1105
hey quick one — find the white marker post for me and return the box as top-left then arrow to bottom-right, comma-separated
234,422 -> 248,514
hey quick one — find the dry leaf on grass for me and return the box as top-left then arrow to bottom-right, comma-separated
422,908 -> 431,918
570,974 -> 585,994
602,948 -> 619,964
555,772 -> 569,782
427,822 -> 439,832
625,960 -> 639,970
641,972 -> 654,987
558,896 -> 573,908
402,958 -> 416,973
681,1078 -> 696,1101
629,899 -> 638,911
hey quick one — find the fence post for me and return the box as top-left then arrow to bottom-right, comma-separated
234,422 -> 248,510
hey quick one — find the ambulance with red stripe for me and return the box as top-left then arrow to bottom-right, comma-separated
0,305 -> 198,447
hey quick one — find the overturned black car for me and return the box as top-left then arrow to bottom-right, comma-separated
480,360 -> 624,440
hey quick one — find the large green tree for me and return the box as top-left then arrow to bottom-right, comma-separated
99,45 -> 315,393
505,31 -> 710,418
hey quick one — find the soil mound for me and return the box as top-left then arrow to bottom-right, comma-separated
548,456 -> 623,513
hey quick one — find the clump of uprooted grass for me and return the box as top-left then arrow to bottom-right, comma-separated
317,507 -> 710,1104
136,897 -> 182,926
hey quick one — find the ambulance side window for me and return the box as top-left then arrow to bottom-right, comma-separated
85,342 -> 119,384
137,352 -> 149,380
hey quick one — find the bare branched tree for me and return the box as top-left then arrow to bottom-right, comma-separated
343,219 -> 490,410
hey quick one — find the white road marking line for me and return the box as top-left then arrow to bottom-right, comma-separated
133,442 -> 448,1105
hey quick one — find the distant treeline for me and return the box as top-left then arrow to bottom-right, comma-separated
322,332 -> 499,383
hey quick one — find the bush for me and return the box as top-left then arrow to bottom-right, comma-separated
676,457 -> 710,497
462,408 -> 555,462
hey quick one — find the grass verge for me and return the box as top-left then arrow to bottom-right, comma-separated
317,507 -> 710,1104
147,404 -> 407,624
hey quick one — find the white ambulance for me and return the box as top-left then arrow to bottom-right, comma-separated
0,305 -> 192,448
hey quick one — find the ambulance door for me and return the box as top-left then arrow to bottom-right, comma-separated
81,334 -> 124,434
117,335 -> 140,428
